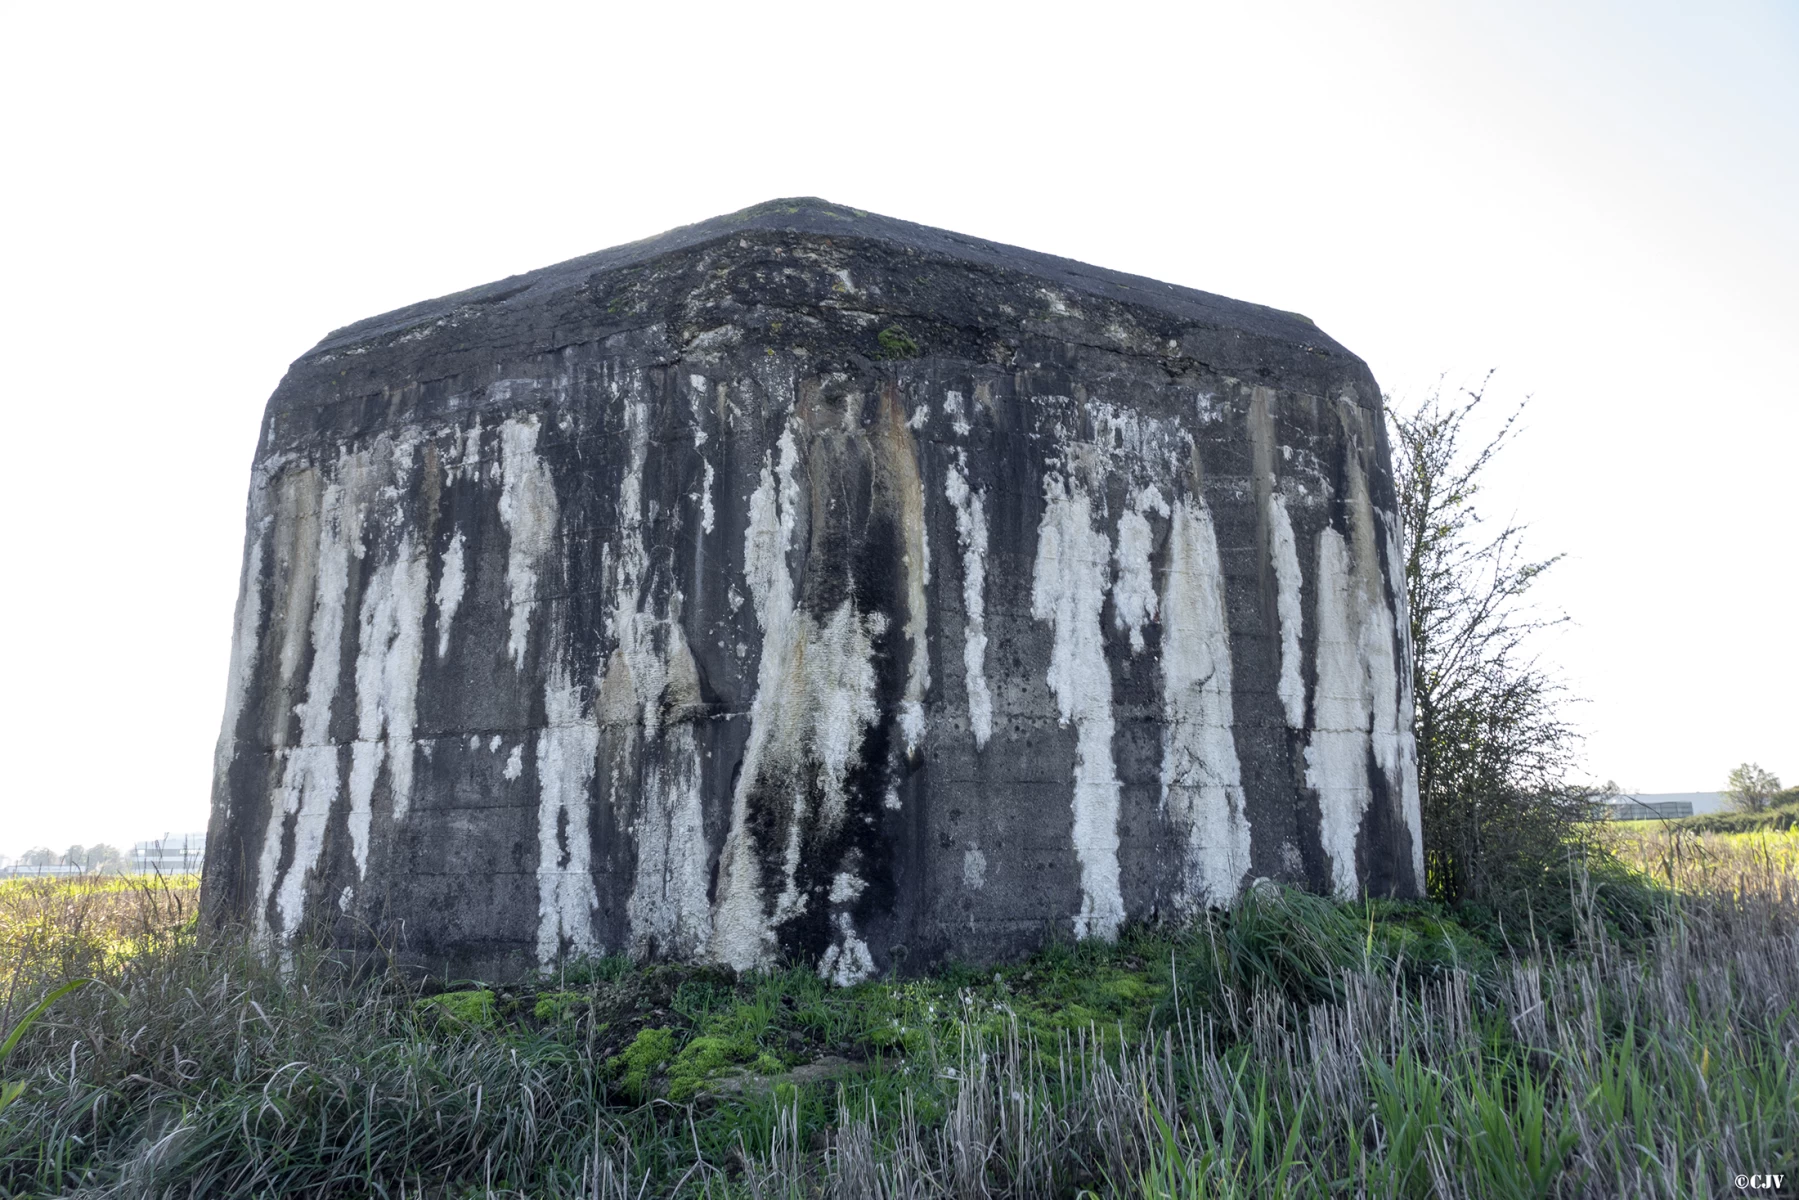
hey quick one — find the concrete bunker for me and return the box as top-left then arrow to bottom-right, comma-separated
203,199 -> 1422,981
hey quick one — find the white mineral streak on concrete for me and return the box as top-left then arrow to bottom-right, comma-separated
1362,573 -> 1402,791
492,417 -> 602,966
710,429 -> 803,971
577,396 -> 711,960
897,704 -> 926,758
258,470 -> 360,946
1159,498 -> 1252,911
817,913 -> 875,986
890,401 -> 931,758
942,389 -> 971,437
963,848 -> 987,889
1031,477 -> 1124,941
1306,432 -> 1422,900
1086,402 -> 1181,478
808,604 -> 885,831
897,600 -> 929,750
434,530 -> 466,659
1304,529 -> 1371,899
499,416 -> 557,671
752,599 -> 888,905
770,813 -> 807,928
820,874 -> 876,976
272,470 -> 323,714
504,744 -> 524,780
459,421 -> 484,479
347,530 -> 428,873
1267,493 -> 1306,728
710,426 -> 888,971
690,374 -> 717,535
944,451 -> 993,747
608,402 -> 668,735
1113,484 -> 1169,654
742,430 -> 799,621
631,717 -> 712,958
828,871 -> 867,903
699,461 -> 716,535
536,669 -> 601,966
213,515 -> 266,789
623,643 -> 713,959
1380,512 -> 1426,884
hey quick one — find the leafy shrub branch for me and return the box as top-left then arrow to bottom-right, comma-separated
1388,376 -> 1609,929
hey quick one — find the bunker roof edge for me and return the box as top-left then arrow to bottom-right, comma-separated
303,196 -> 1357,367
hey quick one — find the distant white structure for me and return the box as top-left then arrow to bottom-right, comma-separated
1608,792 -> 1729,821
0,836 -> 208,878
131,832 -> 206,875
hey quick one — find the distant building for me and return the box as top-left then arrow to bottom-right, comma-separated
0,863 -> 86,878
1608,792 -> 1729,821
0,835 -> 208,878
130,832 -> 206,875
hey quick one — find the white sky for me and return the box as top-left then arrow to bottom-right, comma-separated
2,0 -> 1793,853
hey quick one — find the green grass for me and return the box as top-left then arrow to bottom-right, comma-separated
0,872 -> 200,980
2,858 -> 1795,1197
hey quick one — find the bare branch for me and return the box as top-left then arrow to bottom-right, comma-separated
1387,376 -> 1591,909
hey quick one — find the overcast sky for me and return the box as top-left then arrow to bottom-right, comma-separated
2,0 -> 1793,853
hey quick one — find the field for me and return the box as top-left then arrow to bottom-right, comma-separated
2,835 -> 1795,1198
1608,821 -> 1799,899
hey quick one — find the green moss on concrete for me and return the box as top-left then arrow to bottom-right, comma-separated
876,325 -> 920,359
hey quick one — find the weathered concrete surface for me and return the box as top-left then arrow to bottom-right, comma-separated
202,198 -> 1422,981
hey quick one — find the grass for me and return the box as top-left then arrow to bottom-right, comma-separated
1656,795 -> 1799,836
1,847 -> 1795,1197
0,871 -> 201,989
1607,821 -> 1799,898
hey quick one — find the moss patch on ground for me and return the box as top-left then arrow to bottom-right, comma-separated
531,990 -> 586,1023
400,884 -> 1588,1108
607,1025 -> 674,1101
416,988 -> 496,1029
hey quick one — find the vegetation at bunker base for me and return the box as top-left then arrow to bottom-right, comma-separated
3,841 -> 1798,1198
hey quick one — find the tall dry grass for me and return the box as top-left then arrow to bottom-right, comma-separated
1,851 -> 1794,1197
1607,823 -> 1799,907
0,873 -> 199,1023
774,862 -> 1799,1198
